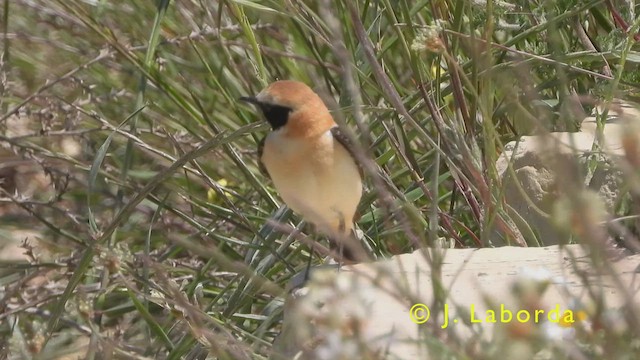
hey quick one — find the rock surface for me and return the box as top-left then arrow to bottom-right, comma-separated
496,103 -> 640,245
272,245 -> 640,359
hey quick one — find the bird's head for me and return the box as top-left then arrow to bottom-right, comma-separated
240,80 -> 335,137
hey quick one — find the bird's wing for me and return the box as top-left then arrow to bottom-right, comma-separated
331,126 -> 364,177
257,136 -> 270,179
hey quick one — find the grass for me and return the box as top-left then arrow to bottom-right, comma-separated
1,0 -> 640,358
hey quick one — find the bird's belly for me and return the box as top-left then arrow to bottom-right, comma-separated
263,147 -> 362,234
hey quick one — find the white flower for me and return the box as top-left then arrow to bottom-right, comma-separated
518,266 -> 553,282
314,331 -> 359,360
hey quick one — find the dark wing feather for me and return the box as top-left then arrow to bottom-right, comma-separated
331,126 -> 364,177
257,136 -> 270,179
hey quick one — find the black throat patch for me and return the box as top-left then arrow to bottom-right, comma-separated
259,103 -> 292,130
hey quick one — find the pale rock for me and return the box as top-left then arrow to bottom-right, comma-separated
495,101 -> 640,245
272,245 -> 640,359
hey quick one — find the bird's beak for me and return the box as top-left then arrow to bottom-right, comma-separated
238,96 -> 260,106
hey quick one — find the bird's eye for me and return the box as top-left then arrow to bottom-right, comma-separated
260,103 -> 292,130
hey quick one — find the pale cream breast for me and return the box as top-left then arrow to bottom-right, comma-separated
262,128 -> 362,235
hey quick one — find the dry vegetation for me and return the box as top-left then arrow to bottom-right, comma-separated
1,0 -> 640,359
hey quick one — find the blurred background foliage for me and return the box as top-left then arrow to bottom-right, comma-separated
1,0 -> 639,358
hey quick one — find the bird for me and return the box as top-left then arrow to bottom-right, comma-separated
239,80 -> 365,263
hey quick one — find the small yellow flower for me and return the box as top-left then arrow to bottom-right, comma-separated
207,178 -> 234,204
558,309 -> 588,328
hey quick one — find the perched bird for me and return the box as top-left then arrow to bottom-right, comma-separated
240,80 -> 365,262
